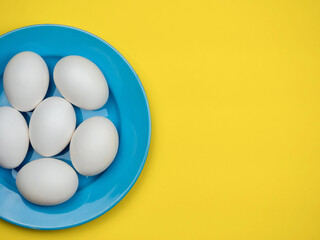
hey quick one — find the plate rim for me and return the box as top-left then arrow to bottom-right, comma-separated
0,24 -> 151,230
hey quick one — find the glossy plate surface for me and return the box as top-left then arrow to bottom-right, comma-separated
0,24 -> 151,230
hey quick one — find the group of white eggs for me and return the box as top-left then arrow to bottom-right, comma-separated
0,51 -> 119,206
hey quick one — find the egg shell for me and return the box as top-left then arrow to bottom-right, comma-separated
53,55 -> 109,110
16,158 -> 78,206
70,116 -> 119,176
0,107 -> 29,169
29,97 -> 76,157
3,51 -> 49,112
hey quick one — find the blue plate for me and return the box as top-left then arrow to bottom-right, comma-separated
0,25 -> 151,230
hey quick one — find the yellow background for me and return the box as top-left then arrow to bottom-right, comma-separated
0,0 -> 320,239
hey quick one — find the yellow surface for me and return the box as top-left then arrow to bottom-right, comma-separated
0,0 -> 320,239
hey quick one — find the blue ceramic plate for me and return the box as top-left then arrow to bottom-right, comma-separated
0,25 -> 151,230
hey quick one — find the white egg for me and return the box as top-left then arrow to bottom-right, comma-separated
0,107 -> 29,169
70,116 -> 118,176
29,97 -> 76,157
3,51 -> 49,112
16,158 -> 78,206
53,56 -> 109,110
